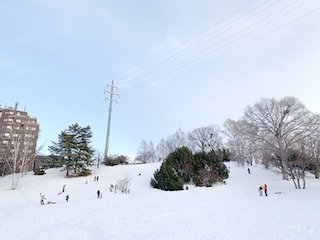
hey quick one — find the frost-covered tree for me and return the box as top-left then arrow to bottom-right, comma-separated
95,150 -> 103,169
0,123 -> 37,189
156,138 -> 170,162
244,97 -> 320,180
165,128 -> 187,153
49,123 -> 94,177
135,140 -> 156,163
303,128 -> 320,178
223,119 -> 257,165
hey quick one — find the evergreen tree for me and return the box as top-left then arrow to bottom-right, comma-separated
49,123 -> 94,176
150,147 -> 229,190
165,146 -> 193,182
150,162 -> 184,191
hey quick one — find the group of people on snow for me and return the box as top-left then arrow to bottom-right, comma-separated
97,190 -> 103,199
94,175 -> 99,182
40,176 -> 104,205
258,184 -> 268,197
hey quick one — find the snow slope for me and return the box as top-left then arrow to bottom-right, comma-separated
0,162 -> 320,240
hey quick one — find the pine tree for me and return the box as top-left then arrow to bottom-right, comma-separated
150,147 -> 229,190
49,123 -> 94,176
150,162 -> 184,191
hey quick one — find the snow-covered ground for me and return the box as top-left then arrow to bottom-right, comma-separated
0,162 -> 320,240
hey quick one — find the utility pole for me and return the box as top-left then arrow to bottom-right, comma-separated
104,80 -> 119,161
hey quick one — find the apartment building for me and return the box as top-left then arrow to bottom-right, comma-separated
0,105 -> 39,175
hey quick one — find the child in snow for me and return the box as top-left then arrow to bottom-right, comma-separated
264,184 -> 268,196
258,186 -> 263,197
40,194 -> 46,205
65,194 -> 69,202
97,190 -> 100,199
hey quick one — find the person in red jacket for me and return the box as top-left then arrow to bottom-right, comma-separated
264,184 -> 268,196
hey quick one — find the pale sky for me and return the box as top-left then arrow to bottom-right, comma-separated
1,0 -> 320,157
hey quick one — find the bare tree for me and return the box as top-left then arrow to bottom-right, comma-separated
156,138 -> 170,161
187,125 -> 221,152
95,150 -> 103,169
165,128 -> 187,153
0,122 -> 32,189
304,128 -> 320,178
286,142 -> 312,189
244,97 -> 320,180
116,173 -> 132,194
223,119 -> 258,165
135,140 -> 156,163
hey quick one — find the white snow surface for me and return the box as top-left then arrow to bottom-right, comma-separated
1,162 -> 320,240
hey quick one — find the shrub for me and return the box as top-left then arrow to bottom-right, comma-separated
105,155 -> 129,166
34,167 -> 46,175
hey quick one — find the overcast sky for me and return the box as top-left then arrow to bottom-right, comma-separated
1,0 -> 320,157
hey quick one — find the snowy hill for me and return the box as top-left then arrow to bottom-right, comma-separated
0,162 -> 320,240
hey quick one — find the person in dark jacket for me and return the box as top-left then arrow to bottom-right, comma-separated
65,194 -> 69,202
258,186 -> 263,196
97,190 -> 100,199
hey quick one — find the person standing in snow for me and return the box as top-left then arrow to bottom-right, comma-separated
65,194 -> 69,202
40,194 -> 46,205
94,176 -> 97,182
97,190 -> 100,199
96,176 -> 99,182
247,168 -> 251,174
258,186 -> 263,197
62,184 -> 66,193
264,184 -> 268,196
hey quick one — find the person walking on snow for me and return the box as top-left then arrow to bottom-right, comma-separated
264,184 -> 268,196
96,176 -> 99,182
62,184 -> 66,193
97,190 -> 100,199
258,186 -> 263,197
94,176 -> 97,182
66,194 -> 69,202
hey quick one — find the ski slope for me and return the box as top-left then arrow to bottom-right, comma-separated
0,162 -> 320,240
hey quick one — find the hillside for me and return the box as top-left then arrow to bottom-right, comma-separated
0,162 -> 320,240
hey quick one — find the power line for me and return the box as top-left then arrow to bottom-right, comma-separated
118,0 -> 318,103
79,1 -> 271,121
81,1 -> 320,123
